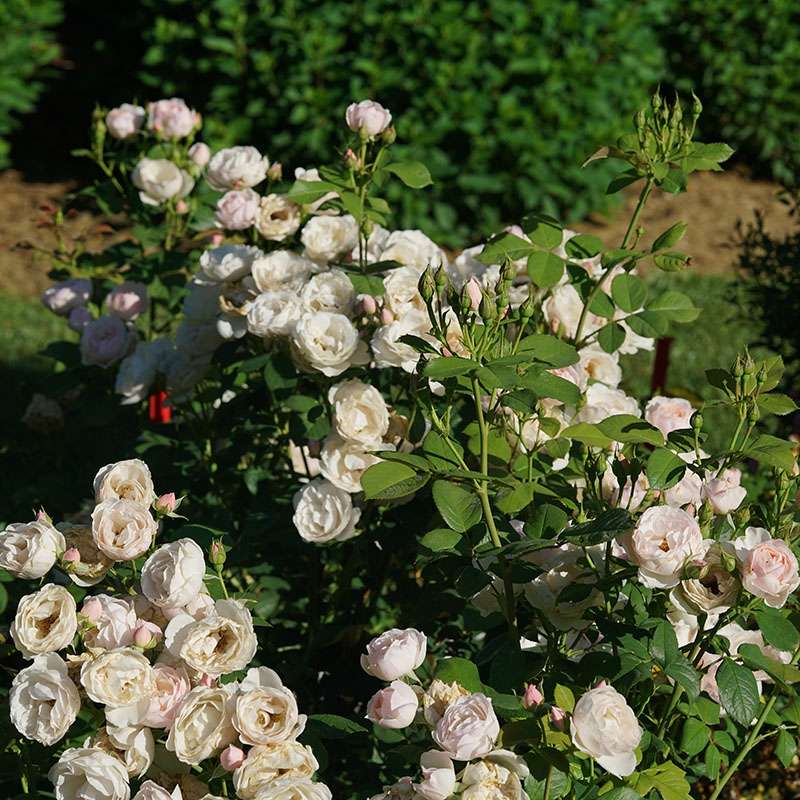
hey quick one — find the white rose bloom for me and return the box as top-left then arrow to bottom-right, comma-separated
42,278 -> 92,315
663,451 -> 705,508
252,250 -> 316,292
115,339 -> 171,405
731,526 -> 800,609
376,230 -> 446,272
433,693 -> 500,761
619,320 -> 655,355
345,99 -> 392,136
166,685 -> 237,764
422,679 -> 470,726
10,653 -> 80,745
319,432 -> 390,493
256,194 -> 302,241
11,583 -> 77,657
670,540 -> 739,616
216,311 -> 249,340
215,188 -> 260,229
371,310 -> 430,373
291,312 -> 369,377
543,283 -> 602,340
300,215 -> 359,263
140,538 -> 206,608
106,724 -> 155,777
133,781 -> 183,800
366,680 -> 419,728
49,747 -> 130,800
80,647 -> 155,708
601,465 -> 649,511
165,599 -> 257,676
94,459 -> 156,506
254,778 -> 332,800
329,379 -> 390,444
59,522 -> 113,587
141,663 -> 191,728
383,266 -> 427,318
80,315 -> 136,368
233,666 -> 307,745
301,269 -> 356,315
460,750 -> 528,800
82,594 -> 138,649
571,685 -> 642,777
522,566 -> 602,631
415,751 -> 456,800
206,146 -> 269,191
132,158 -> 194,206
246,289 -> 301,337
702,466 -> 747,515
575,383 -> 640,424
645,396 -> 695,438
361,628 -> 427,680
196,245 -> 263,285
620,505 -> 703,588
91,499 -> 157,561
447,245 -> 489,289
578,346 -> 621,388
292,479 -> 361,543
105,103 -> 146,139
233,741 -> 318,800
0,518 -> 65,578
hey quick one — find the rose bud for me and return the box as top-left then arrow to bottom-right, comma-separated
176,200 -> 189,214
133,619 -> 162,649
550,706 -> 567,730
188,142 -> 211,167
220,744 -> 245,772
209,539 -> 226,568
523,684 -> 544,709
62,547 -> 81,565
155,492 -> 177,514
267,162 -> 283,181
81,597 -> 103,624
366,681 -> 419,728
380,307 -> 395,325
359,294 -> 378,315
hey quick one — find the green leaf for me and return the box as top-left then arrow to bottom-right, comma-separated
634,762 -> 691,800
566,234 -> 603,258
523,214 -> 563,249
361,461 -> 429,500
517,335 -> 579,367
525,504 -> 569,539
737,643 -> 800,687
652,251 -> 691,272
420,528 -> 463,552
596,415 -> 664,446
597,322 -> 626,354
432,480 -> 483,532
423,356 -> 478,380
435,657 -> 483,692
716,658 -> 760,726
561,422 -> 613,448
665,655 -> 701,700
646,448 -> 687,490
650,620 -> 680,666
649,291 -> 700,323
384,161 -> 433,188
705,743 -> 721,781
776,729 -> 797,768
626,310 -> 669,338
754,609 -> 800,652
559,508 -> 633,546
479,233 -> 536,264
757,393 -> 798,416
652,222 -> 688,251
611,273 -> 647,312
679,718 -> 709,757
519,370 -> 580,405
554,684 -> 575,713
527,251 -> 564,288
348,273 -> 385,295
495,482 -> 537,514
306,714 -> 367,738
287,179 -> 340,204
744,434 -> 796,473
603,790 -> 643,800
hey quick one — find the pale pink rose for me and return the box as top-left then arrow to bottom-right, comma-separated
63,547 -> 81,563
414,751 -> 456,800
215,189 -> 260,230
105,103 -> 146,139
645,396 -> 694,437
107,281 -> 148,321
734,527 -> 800,608
550,706 -> 567,730
189,142 -> 211,166
42,279 -> 91,315
81,594 -> 137,649
148,97 -> 199,138
699,652 -> 723,702
134,619 -> 162,648
141,663 -> 191,728
366,681 -> 419,729
663,451 -> 705,508
620,505 -> 703,588
465,277 -> 482,311
80,315 -> 135,368
432,693 -> 500,761
702,467 -> 746,515
361,628 -> 427,680
220,744 -> 245,772
380,307 -> 394,325
359,295 -> 378,315
523,684 -> 544,709
570,685 -> 641,778
345,100 -> 392,136
68,305 -> 93,331
91,498 -> 158,560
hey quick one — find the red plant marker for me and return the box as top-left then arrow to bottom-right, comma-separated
650,337 -> 674,395
149,391 -> 172,424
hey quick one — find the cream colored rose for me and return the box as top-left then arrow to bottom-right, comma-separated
291,312 -> 369,377
366,680 -> 419,728
141,538 -> 206,609
233,741 -> 318,799
253,778 -> 332,800
0,518 -> 65,578
248,290 -> 303,338
433,693 -> 500,761
733,526 -> 800,608
422,679 -> 470,725
376,229 -> 446,272
292,478 -> 361,543
320,433 -> 390,493
165,598 -> 257,676
197,244 -> 263,285
543,283 -> 602,340
48,747 -> 130,800
415,750 -> 456,800
207,146 -> 269,191
361,627 -> 427,681
670,540 -> 739,615
96,724 -> 155,777
11,583 -> 77,658
166,685 -> 237,764
522,565 -> 602,631
10,652 -> 80,745
645,395 -> 694,438
132,158 -> 194,206
133,781 -> 183,800
620,506 -> 703,588
578,346 -> 621,388
141,662 -> 191,728
256,194 -> 301,241
300,215 -> 359,263
370,310 -> 429,373
329,380 -> 390,445
702,467 -> 746,515
301,269 -> 356,315
252,250 -> 315,292
383,266 -> 427,318
94,459 -> 156,506
663,451 -> 705,508
59,522 -> 114,587
80,648 -> 155,709
233,666 -> 307,745
81,594 -> 137,650
575,384 -> 640,425
461,750 -> 528,800
571,685 -> 642,777
91,499 -> 157,561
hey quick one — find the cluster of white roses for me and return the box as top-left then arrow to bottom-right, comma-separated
1,458 -> 328,800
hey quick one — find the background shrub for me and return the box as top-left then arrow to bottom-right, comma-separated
0,0 -> 61,168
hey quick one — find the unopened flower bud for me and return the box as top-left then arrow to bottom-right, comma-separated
418,268 -> 436,304
133,620 -> 162,649
63,547 -> 81,565
690,411 -> 703,433
550,706 -> 567,730
81,598 -> 102,624
209,539 -> 226,568
267,162 -> 283,182
463,278 -> 482,312
176,200 -> 189,214
36,508 -> 53,525
359,294 -> 378,315
523,684 -> 544,708
344,148 -> 361,170
155,492 -> 177,514
380,307 -> 395,325
211,232 -> 224,246
188,142 -> 211,167
479,292 -> 496,321
220,744 -> 246,772
434,265 -> 447,294
381,126 -> 397,145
